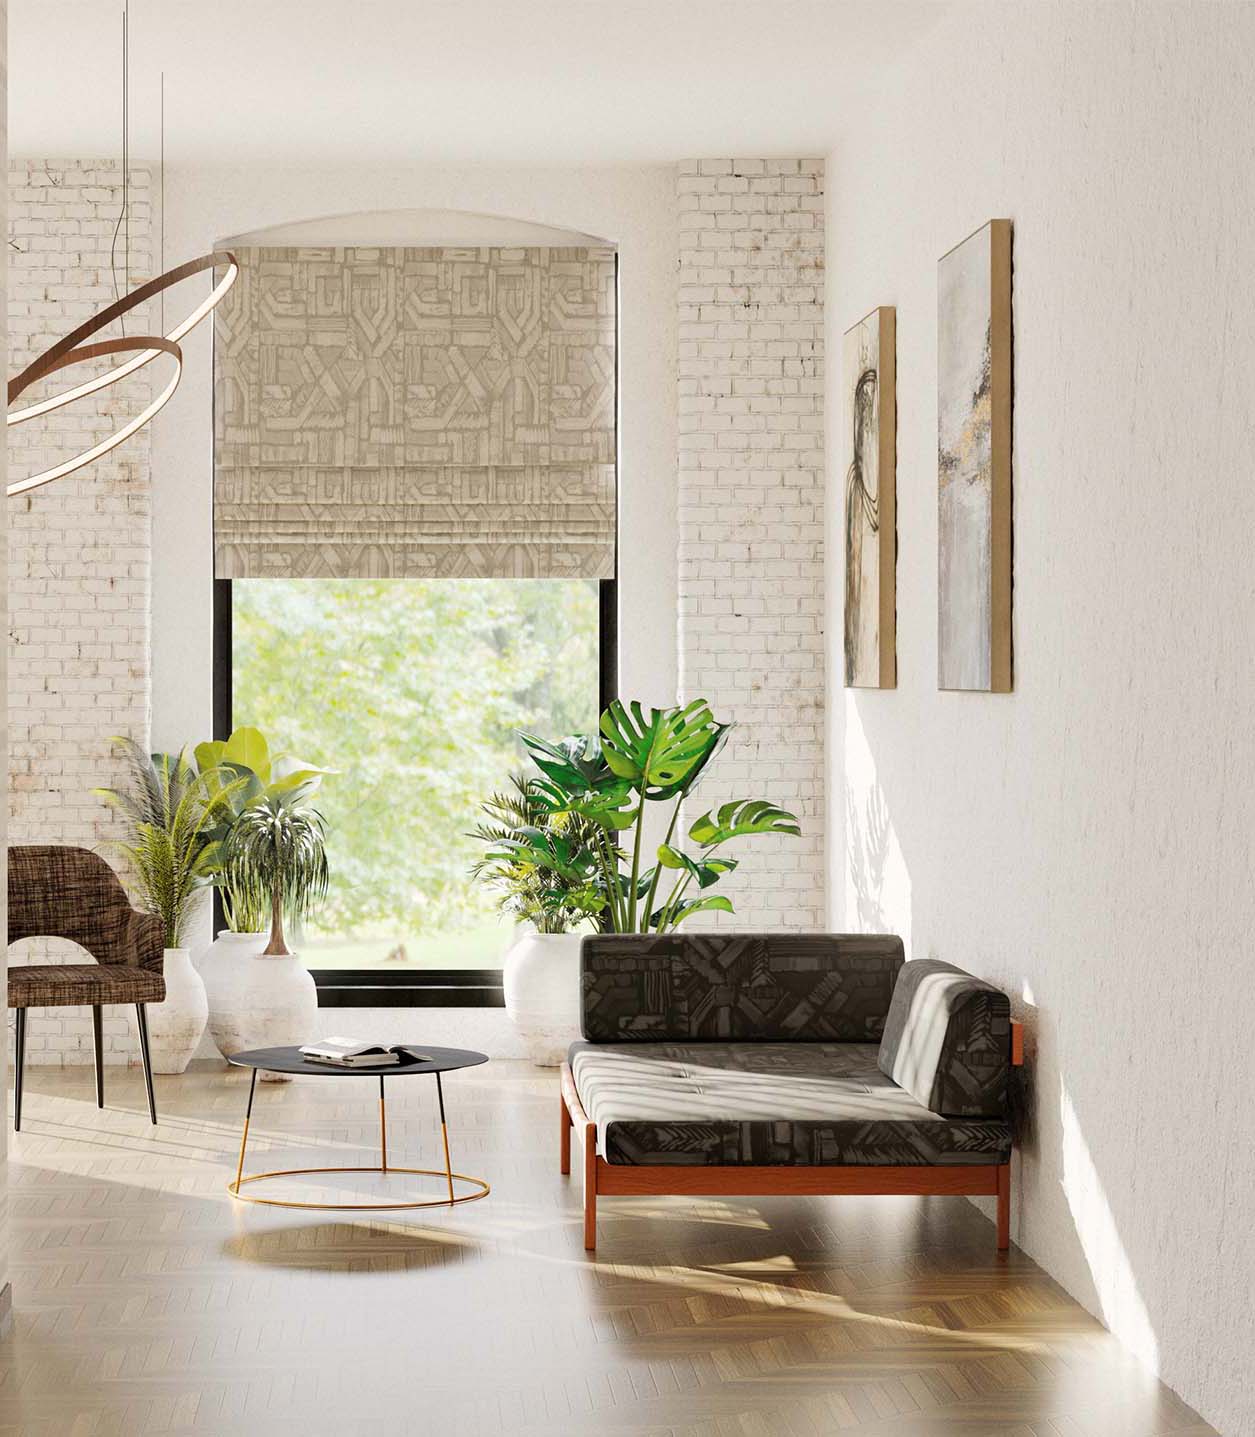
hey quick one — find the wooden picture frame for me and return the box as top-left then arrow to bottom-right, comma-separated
843,305 -> 897,689
937,220 -> 1012,692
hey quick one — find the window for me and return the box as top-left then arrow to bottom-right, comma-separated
221,577 -> 609,999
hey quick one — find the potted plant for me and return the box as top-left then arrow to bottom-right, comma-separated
473,698 -> 799,1064
95,738 -> 229,1073
470,775 -> 608,1065
191,727 -> 331,1069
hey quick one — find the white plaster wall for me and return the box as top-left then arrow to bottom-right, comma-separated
150,164 -> 678,756
825,4 -> 1255,1431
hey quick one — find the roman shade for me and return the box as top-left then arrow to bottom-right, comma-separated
213,245 -> 616,579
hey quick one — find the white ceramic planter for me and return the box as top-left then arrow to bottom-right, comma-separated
135,947 -> 208,1074
502,931 -> 583,1067
200,930 -> 320,1082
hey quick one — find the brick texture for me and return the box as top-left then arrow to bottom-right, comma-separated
676,158 -> 825,931
7,159 -> 153,1065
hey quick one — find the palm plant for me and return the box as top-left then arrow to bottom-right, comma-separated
194,726 -> 330,933
507,698 -> 800,933
469,774 -> 609,933
225,792 -> 330,956
94,738 -> 231,948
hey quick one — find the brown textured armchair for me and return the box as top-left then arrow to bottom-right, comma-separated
8,845 -> 165,1128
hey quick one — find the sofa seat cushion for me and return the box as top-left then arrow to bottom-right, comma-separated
569,1041 -> 1011,1167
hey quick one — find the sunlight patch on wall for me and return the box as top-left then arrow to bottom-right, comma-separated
843,694 -> 912,942
1059,1082 -> 1160,1373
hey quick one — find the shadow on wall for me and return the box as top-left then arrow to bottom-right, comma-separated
843,691 -> 1164,1379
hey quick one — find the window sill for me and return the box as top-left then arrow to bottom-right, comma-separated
312,968 -> 505,1008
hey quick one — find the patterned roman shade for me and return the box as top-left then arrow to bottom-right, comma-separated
213,245 -> 616,578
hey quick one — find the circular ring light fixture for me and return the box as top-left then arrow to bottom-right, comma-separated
6,250 -> 238,496
7,336 -> 183,498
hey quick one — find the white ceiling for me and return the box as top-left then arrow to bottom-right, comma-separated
9,0 -> 950,167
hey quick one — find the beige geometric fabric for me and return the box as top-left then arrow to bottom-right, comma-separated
214,245 -> 617,578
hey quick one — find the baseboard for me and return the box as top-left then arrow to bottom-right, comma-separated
0,1281 -> 12,1338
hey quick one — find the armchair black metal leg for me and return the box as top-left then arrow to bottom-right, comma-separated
135,1004 -> 157,1125
92,1005 -> 104,1108
14,1009 -> 27,1132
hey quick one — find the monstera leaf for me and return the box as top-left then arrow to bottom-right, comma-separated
688,799 -> 801,848
652,894 -> 735,929
530,774 -> 639,831
518,732 -> 612,795
657,844 -> 738,889
599,700 -> 728,799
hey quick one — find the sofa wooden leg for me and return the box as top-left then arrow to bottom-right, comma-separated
583,1123 -> 597,1250
996,1162 -> 1011,1251
560,1089 -> 572,1175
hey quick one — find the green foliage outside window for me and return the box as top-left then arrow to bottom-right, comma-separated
232,579 -> 599,962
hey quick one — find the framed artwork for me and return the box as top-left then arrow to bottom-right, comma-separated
843,305 -> 896,688
937,219 -> 1012,692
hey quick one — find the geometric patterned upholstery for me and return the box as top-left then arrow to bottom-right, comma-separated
568,1040 -> 1012,1166
580,933 -> 904,1044
7,845 -> 166,1009
214,246 -> 618,581
877,958 -> 1011,1117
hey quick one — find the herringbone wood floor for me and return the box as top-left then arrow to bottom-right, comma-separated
0,1061 -> 1215,1437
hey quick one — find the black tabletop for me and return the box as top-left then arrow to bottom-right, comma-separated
227,1044 -> 489,1077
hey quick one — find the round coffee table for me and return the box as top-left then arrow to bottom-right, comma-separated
225,1044 -> 490,1211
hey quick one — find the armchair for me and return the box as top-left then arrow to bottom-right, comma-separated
8,845 -> 165,1128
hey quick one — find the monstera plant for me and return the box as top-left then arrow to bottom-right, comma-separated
491,698 -> 800,934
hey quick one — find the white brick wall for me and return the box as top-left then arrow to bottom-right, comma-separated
676,158 -> 825,931
8,159 -> 153,1065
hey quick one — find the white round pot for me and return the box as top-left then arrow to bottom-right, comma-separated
503,931 -> 583,1067
200,930 -> 319,1082
136,947 -> 209,1075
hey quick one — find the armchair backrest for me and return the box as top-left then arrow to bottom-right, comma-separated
580,932 -> 904,1043
7,845 -> 164,973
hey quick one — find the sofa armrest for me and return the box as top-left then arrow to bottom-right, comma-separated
877,959 -> 1011,1117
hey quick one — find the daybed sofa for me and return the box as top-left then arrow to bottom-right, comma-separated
559,933 -> 1022,1250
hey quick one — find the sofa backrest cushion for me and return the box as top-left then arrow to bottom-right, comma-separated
581,933 -> 904,1043
877,958 -> 1011,1117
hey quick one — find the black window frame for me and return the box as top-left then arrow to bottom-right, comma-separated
212,575 -> 617,1007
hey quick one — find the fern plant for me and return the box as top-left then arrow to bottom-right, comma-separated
225,792 -> 330,956
94,738 -> 232,948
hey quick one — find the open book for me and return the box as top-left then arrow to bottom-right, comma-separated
299,1038 -> 428,1068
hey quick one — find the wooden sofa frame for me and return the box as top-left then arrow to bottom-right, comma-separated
560,1020 -> 1024,1251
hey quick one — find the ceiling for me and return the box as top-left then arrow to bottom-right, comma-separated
9,0 -> 950,167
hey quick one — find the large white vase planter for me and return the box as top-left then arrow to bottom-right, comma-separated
200,930 -> 320,1082
133,948 -> 209,1074
502,931 -> 583,1067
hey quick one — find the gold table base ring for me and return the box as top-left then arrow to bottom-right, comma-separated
228,1164 -> 490,1211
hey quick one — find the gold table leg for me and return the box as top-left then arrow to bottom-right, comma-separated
379,1075 -> 388,1173
436,1070 -> 455,1204
226,1064 -> 488,1211
232,1067 -> 258,1195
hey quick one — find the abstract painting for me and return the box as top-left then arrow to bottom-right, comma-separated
938,219 -> 1012,692
843,306 -> 896,688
